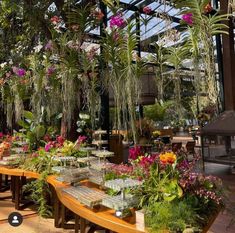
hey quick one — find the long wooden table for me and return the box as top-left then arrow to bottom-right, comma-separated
0,167 -> 145,233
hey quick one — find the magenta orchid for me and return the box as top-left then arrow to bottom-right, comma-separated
77,135 -> 87,144
45,142 -> 53,152
129,146 -> 144,160
110,14 -> 126,28
182,13 -> 193,25
12,67 -> 26,77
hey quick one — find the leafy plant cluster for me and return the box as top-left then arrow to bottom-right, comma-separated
105,147 -> 225,233
20,147 -> 56,217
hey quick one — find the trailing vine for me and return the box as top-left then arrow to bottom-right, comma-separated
21,152 -> 56,217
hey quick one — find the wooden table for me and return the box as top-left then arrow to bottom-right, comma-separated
0,167 -> 25,210
0,166 -> 145,233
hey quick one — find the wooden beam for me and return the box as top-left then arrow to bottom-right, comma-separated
220,0 -> 235,110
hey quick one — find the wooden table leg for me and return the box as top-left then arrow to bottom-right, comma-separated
61,203 -> 75,229
14,176 -> 21,210
11,176 -> 15,201
0,174 -> 2,190
61,204 -> 66,228
75,215 -> 80,233
80,217 -> 86,233
53,189 -> 62,228
5,175 -> 8,185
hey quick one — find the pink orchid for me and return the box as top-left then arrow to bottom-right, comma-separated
77,135 -> 87,143
45,142 -> 53,152
143,6 -> 152,14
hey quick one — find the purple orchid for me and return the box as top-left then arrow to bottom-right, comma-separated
12,67 -> 26,77
47,66 -> 56,76
45,40 -> 53,50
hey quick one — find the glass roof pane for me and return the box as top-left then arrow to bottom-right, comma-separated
120,0 -> 138,3
141,21 -> 178,41
123,10 -> 134,18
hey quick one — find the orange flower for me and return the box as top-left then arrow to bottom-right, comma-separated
0,78 -> 5,85
91,10 -> 104,21
159,152 -> 177,165
204,3 -> 213,13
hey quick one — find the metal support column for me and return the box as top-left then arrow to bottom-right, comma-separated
136,11 -> 144,119
99,1 -> 110,145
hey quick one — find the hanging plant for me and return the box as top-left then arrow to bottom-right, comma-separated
174,0 -> 229,107
102,15 -> 144,143
80,49 -> 101,130
166,46 -> 188,120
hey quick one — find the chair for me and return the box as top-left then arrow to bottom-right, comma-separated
160,135 -> 171,144
185,141 -> 196,158
172,142 -> 182,152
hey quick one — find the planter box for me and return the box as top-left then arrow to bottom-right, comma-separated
135,209 -> 145,231
135,207 -> 221,233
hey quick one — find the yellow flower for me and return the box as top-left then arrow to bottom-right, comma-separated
152,130 -> 161,137
159,152 -> 176,165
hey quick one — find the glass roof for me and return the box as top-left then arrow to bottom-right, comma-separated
107,0 -> 182,46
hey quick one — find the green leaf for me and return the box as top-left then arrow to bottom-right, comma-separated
17,119 -> 30,129
23,110 -> 34,121
35,125 -> 46,140
163,194 -> 177,202
26,131 -> 36,143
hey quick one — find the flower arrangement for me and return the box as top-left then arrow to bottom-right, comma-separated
105,148 -> 225,232
44,135 -> 65,152
0,141 -> 11,158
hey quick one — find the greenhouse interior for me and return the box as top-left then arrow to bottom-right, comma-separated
1,0 -> 235,232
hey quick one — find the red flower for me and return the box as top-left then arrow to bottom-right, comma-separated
50,16 -> 61,25
143,6 -> 152,14
43,134 -> 51,142
23,144 -> 29,152
56,135 -> 65,145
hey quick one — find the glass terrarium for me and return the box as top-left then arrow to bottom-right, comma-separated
52,156 -> 77,167
60,167 -> 90,184
102,178 -> 142,218
77,146 -> 97,168
62,186 -> 107,208
92,130 -> 108,150
88,168 -> 104,186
